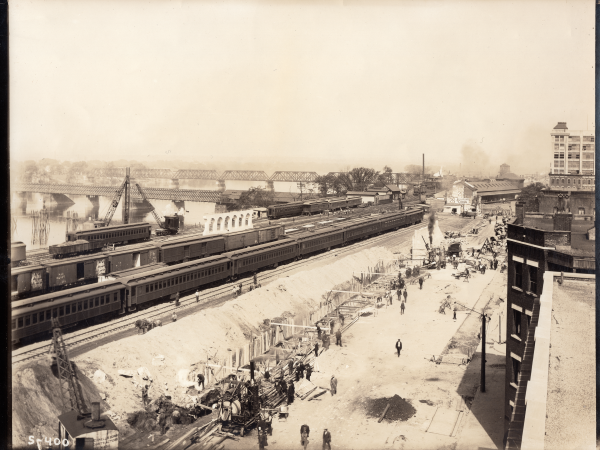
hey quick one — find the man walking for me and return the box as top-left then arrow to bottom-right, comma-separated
418,276 -> 424,290
335,329 -> 342,347
195,290 -> 199,303
395,338 -> 402,357
403,289 -> 408,303
339,313 -> 345,326
142,384 -> 149,406
288,359 -> 294,377
323,429 -> 332,450
400,301 -> 405,315
306,364 -> 313,381
287,381 -> 295,405
453,307 -> 457,321
330,376 -> 337,396
314,342 -> 320,358
301,424 -> 310,450
197,373 -> 205,391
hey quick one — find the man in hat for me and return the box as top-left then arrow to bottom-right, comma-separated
395,338 -> 402,357
403,289 -> 408,303
142,384 -> 149,406
418,276 -> 424,290
195,290 -> 199,303
335,329 -> 342,347
287,381 -> 295,404
288,359 -> 294,377
314,342 -> 320,358
305,364 -> 313,382
301,424 -> 310,450
400,301 -> 405,315
330,375 -> 337,396
323,429 -> 332,450
197,373 -> 205,391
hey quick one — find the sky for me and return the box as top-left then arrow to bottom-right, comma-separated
9,0 -> 595,176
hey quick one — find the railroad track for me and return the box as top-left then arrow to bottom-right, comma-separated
12,220 -> 429,366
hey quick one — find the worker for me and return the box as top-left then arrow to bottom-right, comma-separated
197,373 -> 205,391
298,361 -> 305,379
264,368 -> 271,381
142,384 -> 149,406
232,285 -> 238,298
418,277 -> 424,290
301,424 -> 310,450
330,376 -> 337,396
258,428 -> 268,450
335,329 -> 342,347
323,429 -> 332,450
171,312 -> 177,322
172,409 -> 181,425
254,273 -> 258,286
158,411 -> 167,435
316,324 -> 322,339
400,301 -> 405,315
238,282 -> 243,296
175,292 -> 180,307
314,342 -> 319,358
287,381 -> 295,404
396,338 -> 402,357
288,359 -> 294,376
403,289 -> 408,303
339,313 -> 345,326
453,307 -> 457,321
195,290 -> 199,303
305,364 -> 313,381
322,332 -> 330,351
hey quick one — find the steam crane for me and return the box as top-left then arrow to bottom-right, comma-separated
49,318 -> 119,449
99,178 -> 127,227
135,183 -> 180,236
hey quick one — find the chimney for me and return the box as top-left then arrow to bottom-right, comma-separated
515,201 -> 525,225
553,213 -> 573,232
91,402 -> 101,421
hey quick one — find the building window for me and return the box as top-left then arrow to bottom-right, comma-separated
579,208 -> 585,215
528,266 -> 538,293
512,358 -> 521,385
567,178 -> 571,184
513,309 -> 522,337
514,262 -> 523,288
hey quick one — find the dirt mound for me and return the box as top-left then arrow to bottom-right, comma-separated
364,394 -> 416,422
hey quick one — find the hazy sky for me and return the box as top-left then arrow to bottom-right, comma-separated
10,0 -> 595,175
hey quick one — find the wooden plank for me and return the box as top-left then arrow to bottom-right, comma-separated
378,404 -> 391,423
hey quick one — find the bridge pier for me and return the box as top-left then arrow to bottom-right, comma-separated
86,195 -> 100,220
267,181 -> 274,192
217,180 -> 226,192
171,178 -> 180,189
14,192 -> 27,213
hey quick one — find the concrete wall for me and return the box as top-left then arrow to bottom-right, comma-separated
202,210 -> 254,236
539,190 -> 595,216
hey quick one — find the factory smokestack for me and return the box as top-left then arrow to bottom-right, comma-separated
428,211 -> 436,245
422,154 -> 425,179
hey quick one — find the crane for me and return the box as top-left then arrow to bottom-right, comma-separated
135,183 -> 179,235
49,318 -> 89,417
102,178 -> 127,226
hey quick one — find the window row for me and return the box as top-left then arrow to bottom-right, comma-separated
12,292 -> 119,330
143,265 -> 226,293
514,261 -> 538,293
86,229 -> 144,240
551,177 -> 593,185
241,247 -> 295,266
304,235 -> 339,248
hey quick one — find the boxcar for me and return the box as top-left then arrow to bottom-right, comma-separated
11,280 -> 126,343
156,235 -> 225,264
123,255 -> 231,309
346,196 -> 362,208
267,202 -> 305,220
287,228 -> 344,257
11,241 -> 26,266
223,229 -> 260,252
256,224 -> 285,244
49,239 -> 106,259
69,222 -> 152,246
224,239 -> 298,278
11,265 -> 47,299
44,254 -> 109,290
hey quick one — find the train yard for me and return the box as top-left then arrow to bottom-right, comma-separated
11,214 -> 441,365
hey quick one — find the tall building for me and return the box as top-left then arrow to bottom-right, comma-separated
503,204 -> 595,448
540,122 -> 595,215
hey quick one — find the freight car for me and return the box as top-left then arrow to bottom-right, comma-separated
346,196 -> 362,209
302,200 -> 331,216
12,207 -> 425,344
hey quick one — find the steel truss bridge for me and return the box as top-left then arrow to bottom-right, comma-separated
12,183 -> 222,203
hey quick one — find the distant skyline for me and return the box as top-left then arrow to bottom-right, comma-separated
10,0 -> 594,177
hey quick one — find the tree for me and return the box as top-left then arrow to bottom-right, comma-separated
297,182 -> 317,201
235,187 -> 275,209
517,182 -> 547,212
23,160 -> 41,182
314,174 -> 346,196
405,165 -> 434,176
338,167 -> 379,192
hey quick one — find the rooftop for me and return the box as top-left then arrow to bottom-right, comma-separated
553,122 -> 568,130
522,216 -> 595,256
469,181 -> 522,192
544,277 -> 595,449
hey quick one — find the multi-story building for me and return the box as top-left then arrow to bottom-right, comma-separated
503,203 -> 595,448
540,122 -> 595,216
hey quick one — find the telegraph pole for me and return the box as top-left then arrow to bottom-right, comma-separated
481,312 -> 486,392
123,167 -> 131,224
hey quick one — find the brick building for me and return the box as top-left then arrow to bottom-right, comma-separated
503,202 -> 595,448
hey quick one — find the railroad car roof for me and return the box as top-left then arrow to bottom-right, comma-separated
155,234 -> 224,248
331,217 -> 380,229
11,264 -> 46,275
121,254 -> 231,285
269,201 -> 305,208
103,243 -> 156,256
223,229 -> 259,237
108,263 -> 169,278
49,239 -> 90,248
43,253 -> 109,266
12,279 -> 125,313
285,227 -> 343,241
76,222 -> 151,232
222,237 -> 295,258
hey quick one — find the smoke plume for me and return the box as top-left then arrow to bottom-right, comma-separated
428,211 -> 436,245
460,142 -> 495,177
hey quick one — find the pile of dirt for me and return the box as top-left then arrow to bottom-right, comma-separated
364,394 -> 416,422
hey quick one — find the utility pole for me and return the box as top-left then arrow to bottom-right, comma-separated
123,167 -> 131,224
481,312 -> 486,392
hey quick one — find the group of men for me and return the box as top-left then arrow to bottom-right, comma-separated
299,425 -> 333,450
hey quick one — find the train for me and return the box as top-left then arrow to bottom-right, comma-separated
267,196 -> 362,220
12,225 -> 285,300
12,207 -> 425,344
